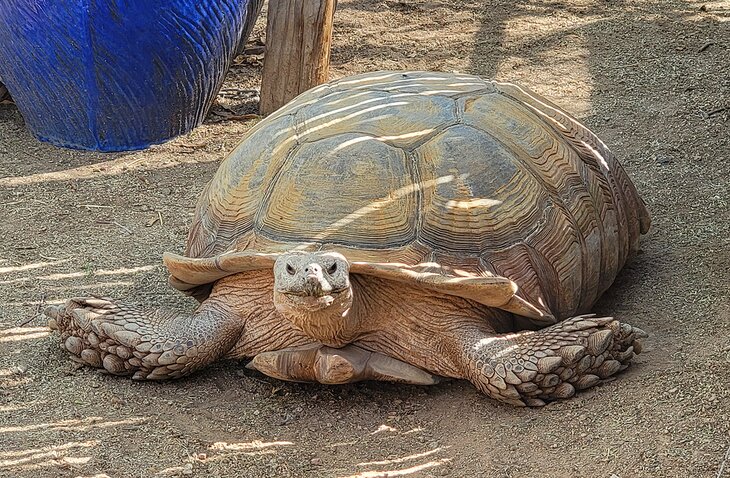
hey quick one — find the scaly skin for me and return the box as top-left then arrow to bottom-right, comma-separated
46,272 -> 315,379
350,275 -> 647,406
459,314 -> 646,406
46,271 -> 646,406
355,313 -> 645,406
47,296 -> 243,380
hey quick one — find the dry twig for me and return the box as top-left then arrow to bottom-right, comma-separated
18,293 -> 46,326
96,219 -> 133,234
717,444 -> 730,478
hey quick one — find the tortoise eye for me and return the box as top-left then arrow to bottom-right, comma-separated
327,262 -> 338,274
286,264 -> 296,275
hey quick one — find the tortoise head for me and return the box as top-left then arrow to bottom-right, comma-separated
273,251 -> 357,345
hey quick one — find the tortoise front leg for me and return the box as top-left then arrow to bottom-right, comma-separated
46,296 -> 245,380
462,315 -> 647,406
248,344 -> 440,385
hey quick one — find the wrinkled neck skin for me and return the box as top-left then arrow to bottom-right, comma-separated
274,281 -> 364,348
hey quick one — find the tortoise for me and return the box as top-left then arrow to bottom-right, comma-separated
46,71 -> 651,406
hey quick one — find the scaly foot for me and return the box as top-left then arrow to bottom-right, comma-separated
466,314 -> 647,406
46,296 -> 244,379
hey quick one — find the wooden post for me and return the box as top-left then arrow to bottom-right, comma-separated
259,0 -> 336,116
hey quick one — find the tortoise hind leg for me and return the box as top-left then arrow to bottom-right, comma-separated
248,344 -> 440,385
462,315 -> 647,406
45,296 -> 245,380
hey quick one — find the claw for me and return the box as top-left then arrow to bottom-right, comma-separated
64,336 -> 83,355
588,330 -> 613,355
553,382 -> 575,399
633,326 -> 649,339
596,359 -> 622,378
80,349 -> 102,368
573,374 -> 600,390
524,398 -> 546,407
45,305 -> 61,321
614,346 -> 634,362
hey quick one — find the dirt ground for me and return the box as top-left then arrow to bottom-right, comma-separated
1,0 -> 728,476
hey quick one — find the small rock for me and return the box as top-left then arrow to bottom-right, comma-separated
110,396 -> 127,406
181,463 -> 193,475
668,387 -> 678,394
311,458 -> 322,465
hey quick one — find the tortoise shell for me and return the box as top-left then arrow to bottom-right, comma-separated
165,71 -> 650,323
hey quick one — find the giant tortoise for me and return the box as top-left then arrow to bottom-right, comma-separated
47,71 -> 650,406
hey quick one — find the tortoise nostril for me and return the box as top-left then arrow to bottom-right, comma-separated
304,264 -> 321,274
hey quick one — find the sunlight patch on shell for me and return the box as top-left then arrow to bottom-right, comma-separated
301,175 -> 458,245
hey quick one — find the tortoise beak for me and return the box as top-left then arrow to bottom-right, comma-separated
303,273 -> 332,297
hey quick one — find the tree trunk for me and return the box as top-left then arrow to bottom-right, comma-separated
259,0 -> 336,116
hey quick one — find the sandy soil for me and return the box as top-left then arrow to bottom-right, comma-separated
1,0 -> 728,476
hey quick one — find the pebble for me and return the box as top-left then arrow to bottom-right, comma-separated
110,396 -> 127,406
181,463 -> 193,475
311,458 -> 322,465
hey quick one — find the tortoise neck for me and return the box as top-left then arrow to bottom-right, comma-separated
274,277 -> 364,348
